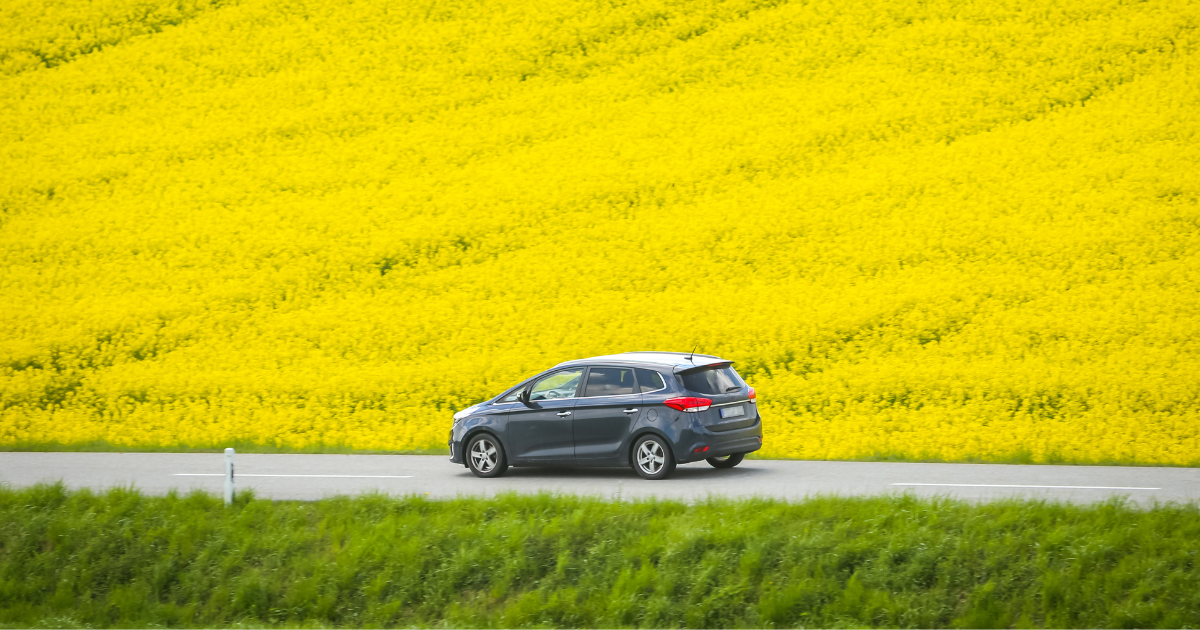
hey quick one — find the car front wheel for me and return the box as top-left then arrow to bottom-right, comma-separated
706,453 -> 745,469
467,434 -> 508,478
632,435 -> 676,480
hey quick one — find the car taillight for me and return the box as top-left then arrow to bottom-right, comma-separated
663,397 -> 712,412
748,387 -> 756,403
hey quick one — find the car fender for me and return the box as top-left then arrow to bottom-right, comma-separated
460,425 -> 507,468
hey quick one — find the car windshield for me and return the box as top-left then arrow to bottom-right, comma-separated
680,366 -> 743,395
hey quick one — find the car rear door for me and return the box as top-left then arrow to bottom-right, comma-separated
571,366 -> 641,460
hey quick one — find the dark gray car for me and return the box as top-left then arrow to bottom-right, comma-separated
448,352 -> 763,479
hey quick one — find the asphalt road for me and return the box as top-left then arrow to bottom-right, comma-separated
1,452 -> 1196,506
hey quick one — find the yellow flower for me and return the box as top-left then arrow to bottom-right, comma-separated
1,0 -> 1197,464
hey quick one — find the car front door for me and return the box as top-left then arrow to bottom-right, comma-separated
507,368 -> 583,462
572,366 -> 642,460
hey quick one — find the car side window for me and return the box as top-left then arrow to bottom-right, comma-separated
583,367 -> 635,397
529,369 -> 583,401
500,389 -> 523,403
635,368 -> 666,393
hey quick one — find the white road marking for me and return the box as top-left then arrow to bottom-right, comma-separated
894,483 -> 1159,490
174,474 -> 414,478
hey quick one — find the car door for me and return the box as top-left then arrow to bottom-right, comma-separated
572,366 -> 642,460
506,368 -> 583,462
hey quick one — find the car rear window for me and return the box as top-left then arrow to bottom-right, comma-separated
680,366 -> 743,395
635,368 -> 666,393
583,367 -> 635,397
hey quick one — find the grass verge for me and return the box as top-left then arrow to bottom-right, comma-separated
1,485 -> 1198,628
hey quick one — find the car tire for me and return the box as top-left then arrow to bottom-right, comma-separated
706,453 -> 745,469
632,434 -> 676,480
466,433 -> 508,478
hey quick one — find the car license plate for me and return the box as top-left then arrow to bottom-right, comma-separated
720,406 -> 745,419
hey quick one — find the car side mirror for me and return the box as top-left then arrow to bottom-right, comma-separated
518,389 -> 531,404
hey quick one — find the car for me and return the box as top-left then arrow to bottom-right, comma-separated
448,351 -> 763,479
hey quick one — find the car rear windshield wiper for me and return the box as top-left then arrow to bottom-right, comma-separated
725,386 -> 741,392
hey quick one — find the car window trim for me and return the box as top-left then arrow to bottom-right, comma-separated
495,364 -> 669,403
579,366 -> 639,398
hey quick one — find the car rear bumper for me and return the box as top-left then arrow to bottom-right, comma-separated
678,415 -> 764,463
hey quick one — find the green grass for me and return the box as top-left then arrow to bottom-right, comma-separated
2,485 -> 1199,628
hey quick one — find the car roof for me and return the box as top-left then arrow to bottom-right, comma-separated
555,351 -> 731,371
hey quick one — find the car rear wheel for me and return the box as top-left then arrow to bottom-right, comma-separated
632,435 -> 676,480
467,434 -> 508,478
706,453 -> 745,469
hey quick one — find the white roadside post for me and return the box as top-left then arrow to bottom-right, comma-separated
224,447 -> 235,506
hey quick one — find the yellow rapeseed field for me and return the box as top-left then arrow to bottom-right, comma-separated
2,0 -> 1198,464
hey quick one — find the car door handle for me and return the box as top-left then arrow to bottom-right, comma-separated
623,408 -> 639,414
557,411 -> 572,417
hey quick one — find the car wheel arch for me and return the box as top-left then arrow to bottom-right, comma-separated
625,428 -> 680,465
462,428 -> 507,467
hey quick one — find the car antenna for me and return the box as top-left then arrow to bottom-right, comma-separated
687,344 -> 698,363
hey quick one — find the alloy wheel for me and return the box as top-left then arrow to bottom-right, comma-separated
637,440 -> 665,475
706,452 -> 744,469
471,438 -> 498,473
